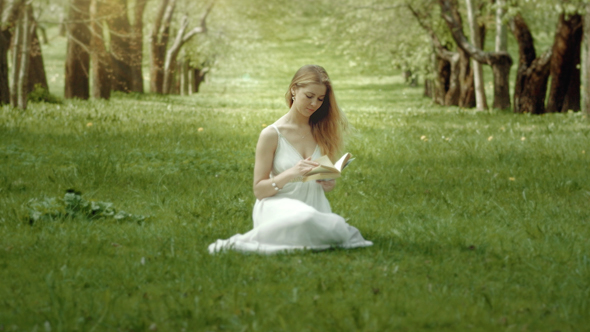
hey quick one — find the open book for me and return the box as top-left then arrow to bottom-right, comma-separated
301,153 -> 354,182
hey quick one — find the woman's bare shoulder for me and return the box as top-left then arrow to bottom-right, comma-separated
257,125 -> 279,147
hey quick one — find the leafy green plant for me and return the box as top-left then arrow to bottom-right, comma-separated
27,84 -> 62,104
27,189 -> 148,224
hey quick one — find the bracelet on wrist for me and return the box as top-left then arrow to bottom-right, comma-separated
270,173 -> 280,191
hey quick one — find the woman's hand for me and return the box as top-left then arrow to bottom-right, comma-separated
317,179 -> 336,192
290,157 -> 319,178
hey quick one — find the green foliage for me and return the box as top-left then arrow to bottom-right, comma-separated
27,84 -> 62,104
27,189 -> 148,224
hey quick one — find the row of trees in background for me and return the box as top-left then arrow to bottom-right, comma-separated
1,0 -> 589,115
0,0 -> 48,110
0,0 -> 216,110
325,0 -> 590,115
414,0 -> 587,114
66,0 -> 214,100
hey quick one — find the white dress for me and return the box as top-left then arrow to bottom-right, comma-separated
208,124 -> 373,254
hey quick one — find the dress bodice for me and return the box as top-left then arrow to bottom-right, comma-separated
252,125 -> 331,227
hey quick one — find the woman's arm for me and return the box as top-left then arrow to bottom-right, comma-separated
253,127 -> 318,200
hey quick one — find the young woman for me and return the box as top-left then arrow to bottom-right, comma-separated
208,65 -> 372,254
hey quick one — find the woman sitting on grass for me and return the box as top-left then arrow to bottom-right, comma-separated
208,64 -> 372,254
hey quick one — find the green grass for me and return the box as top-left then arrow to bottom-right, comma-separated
1,32 -> 590,331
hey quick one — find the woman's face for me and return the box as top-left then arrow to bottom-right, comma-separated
292,83 -> 326,118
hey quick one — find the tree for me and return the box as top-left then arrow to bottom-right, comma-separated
162,2 -> 213,94
148,0 -> 213,94
408,2 -> 476,107
10,0 -> 35,110
64,0 -> 91,99
408,4 -> 459,106
0,0 -> 12,105
149,0 -> 175,94
130,0 -> 147,93
27,26 -> 49,94
509,12 -> 552,114
439,0 -> 513,110
0,0 -> 23,104
90,0 -> 110,99
546,10 -> 583,113
584,1 -> 590,115
107,0 -> 147,93
465,0 -> 487,110
495,0 -> 507,53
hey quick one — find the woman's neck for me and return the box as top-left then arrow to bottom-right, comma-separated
283,108 -> 309,127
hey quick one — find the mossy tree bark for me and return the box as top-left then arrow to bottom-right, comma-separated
509,13 -> 552,114
546,12 -> 583,113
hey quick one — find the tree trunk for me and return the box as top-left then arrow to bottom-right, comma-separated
465,0 -> 487,110
107,0 -> 133,93
0,0 -> 10,105
90,0 -> 111,99
434,53 -> 451,105
131,0 -> 147,93
27,26 -> 49,94
491,0 -> 511,110
191,67 -> 207,93
0,0 -> 24,105
444,53 -> 461,105
495,0 -> 507,53
150,0 -> 175,94
439,0 -> 512,109
17,6 -> 33,110
407,4 -> 459,106
9,5 -> 22,108
458,48 -> 475,108
546,13 -> 583,113
450,1 -> 475,108
510,13 -> 552,114
584,3 -> 590,115
65,0 -> 91,100
0,30 -> 9,104
162,4 -> 212,94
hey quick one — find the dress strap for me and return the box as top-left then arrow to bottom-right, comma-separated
269,124 -> 281,136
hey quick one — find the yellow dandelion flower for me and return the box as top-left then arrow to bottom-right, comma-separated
521,137 -> 526,141
198,127 -> 204,132
262,123 -> 267,127
420,135 -> 428,142
509,177 -> 516,181
487,136 -> 493,141
86,122 -> 93,127
582,150 -> 586,154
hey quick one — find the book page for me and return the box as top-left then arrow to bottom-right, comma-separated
334,153 -> 352,171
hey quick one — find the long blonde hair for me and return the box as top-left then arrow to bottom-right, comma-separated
285,65 -> 348,161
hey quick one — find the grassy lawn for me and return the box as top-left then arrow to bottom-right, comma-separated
0,31 -> 589,331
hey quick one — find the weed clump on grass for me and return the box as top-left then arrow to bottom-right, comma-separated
27,189 -> 148,224
27,84 -> 62,104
